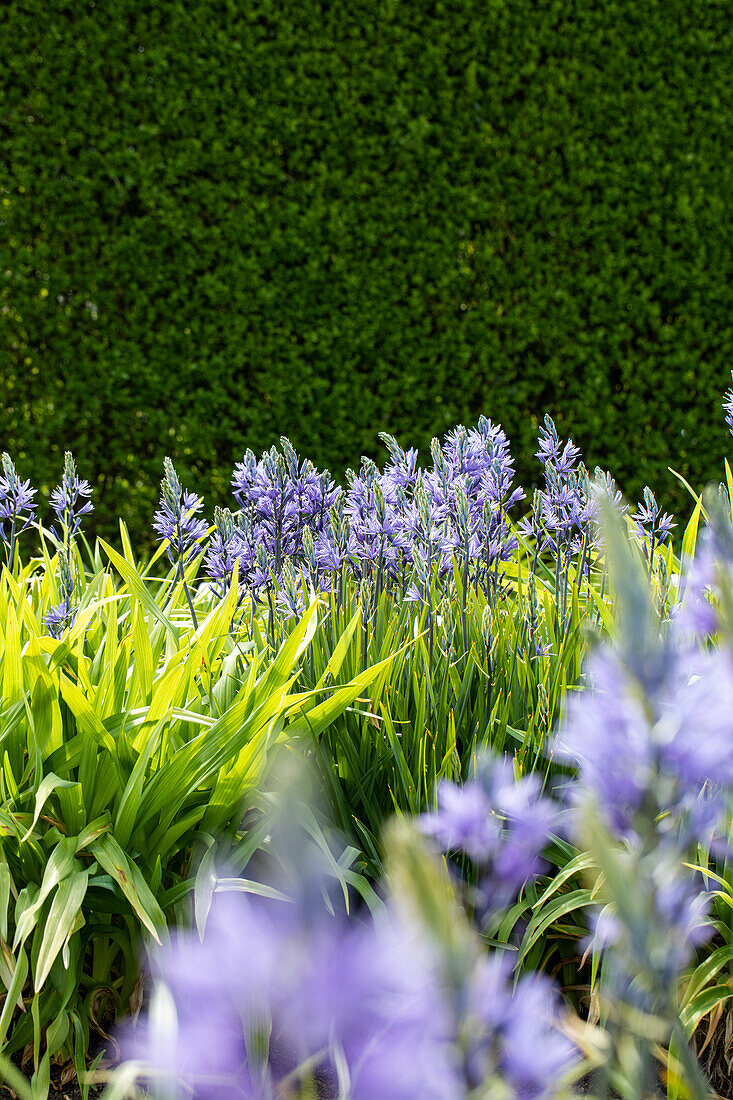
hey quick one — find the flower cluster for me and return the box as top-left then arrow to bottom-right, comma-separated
201,419 -> 525,614
519,416 -> 591,556
132,895 -> 459,1100
464,953 -> 577,1096
153,457 -> 209,566
631,485 -> 676,560
0,452 -> 37,564
723,371 -> 733,437
553,514 -> 732,1017
50,451 -> 94,542
44,544 -> 77,639
43,452 -> 94,638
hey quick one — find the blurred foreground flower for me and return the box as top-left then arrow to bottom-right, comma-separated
419,755 -> 556,910
121,768 -> 577,1100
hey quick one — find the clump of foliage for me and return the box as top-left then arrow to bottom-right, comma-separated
0,471 -> 392,1093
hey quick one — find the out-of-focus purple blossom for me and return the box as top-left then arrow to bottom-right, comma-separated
557,636 -> 733,846
420,780 -> 498,861
153,458 -> 209,566
420,755 -> 556,907
283,908 -> 461,1100
50,451 -> 93,540
0,452 -> 37,561
590,854 -> 712,994
126,891 -> 461,1100
466,953 -> 578,1098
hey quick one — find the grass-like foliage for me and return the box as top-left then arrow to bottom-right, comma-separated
0,537 -> 392,1093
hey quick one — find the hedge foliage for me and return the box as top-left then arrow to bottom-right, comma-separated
2,0 -> 733,545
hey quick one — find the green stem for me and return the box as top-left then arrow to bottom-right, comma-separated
178,557 -> 199,630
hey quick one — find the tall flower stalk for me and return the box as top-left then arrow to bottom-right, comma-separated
0,452 -> 37,571
44,452 -> 93,638
153,458 -> 208,630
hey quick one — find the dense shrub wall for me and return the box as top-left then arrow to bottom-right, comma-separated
2,0 -> 733,544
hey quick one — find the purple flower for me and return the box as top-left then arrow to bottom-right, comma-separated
557,638 -> 733,845
44,597 -> 76,639
523,418 -> 591,555
723,371 -> 733,436
0,452 -> 37,561
203,506 -> 247,598
420,756 -> 556,907
420,780 -> 499,861
44,545 -> 76,638
50,451 -> 93,540
283,909 -> 461,1100
466,954 -> 578,1098
589,853 -> 712,995
231,440 -> 342,593
153,458 -> 209,566
631,486 -> 675,556
126,892 -> 461,1100
536,417 -> 581,476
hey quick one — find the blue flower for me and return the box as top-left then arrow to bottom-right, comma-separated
723,371 -> 733,436
50,451 -> 93,540
44,545 -> 76,638
0,452 -> 37,562
153,458 -> 209,565
420,755 -> 557,908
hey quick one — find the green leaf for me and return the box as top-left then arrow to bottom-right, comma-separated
99,540 -> 179,644
0,948 -> 28,1048
90,834 -> 167,944
21,773 -> 81,842
35,868 -> 89,990
13,838 -> 77,951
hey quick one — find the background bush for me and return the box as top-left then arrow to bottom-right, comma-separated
2,0 -> 732,546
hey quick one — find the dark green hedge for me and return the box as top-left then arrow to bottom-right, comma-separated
2,0 -> 733,546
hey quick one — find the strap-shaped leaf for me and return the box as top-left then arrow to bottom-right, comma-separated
58,673 -> 120,764
285,641 -> 409,739
132,602 -> 154,704
0,947 -> 28,1048
21,773 -> 81,842
0,860 -> 11,942
13,838 -> 77,951
99,539 -> 179,644
114,717 -> 168,849
3,602 -> 22,710
35,868 -> 89,991
30,672 -> 62,760
90,834 -> 167,944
